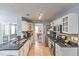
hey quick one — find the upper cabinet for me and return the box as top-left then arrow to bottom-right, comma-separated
50,18 -> 62,32
21,21 -> 29,31
21,21 -> 33,31
62,13 -> 78,34
28,23 -> 33,31
51,13 -> 78,34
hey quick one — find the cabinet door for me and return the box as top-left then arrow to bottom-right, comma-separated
21,21 -> 29,31
31,36 -> 33,44
48,38 -> 51,48
62,16 -> 68,33
62,48 -> 77,56
18,49 -> 21,56
23,41 -> 30,56
68,13 -> 78,34
19,46 -> 24,56
19,40 -> 30,56
28,23 -> 33,31
62,13 -> 78,34
55,44 -> 62,56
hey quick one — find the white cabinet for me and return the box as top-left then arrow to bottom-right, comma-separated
0,50 -> 18,56
52,13 -> 78,34
52,18 -> 62,32
19,40 -> 30,56
55,43 -> 77,56
62,13 -> 78,34
21,21 -> 33,31
23,40 -> 30,56
62,48 -> 77,56
55,43 -> 62,56
19,38 -> 33,56
48,38 -> 51,48
21,21 -> 29,31
19,47 -> 24,56
28,23 -> 33,31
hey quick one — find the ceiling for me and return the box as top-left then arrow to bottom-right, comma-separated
0,3 -> 78,23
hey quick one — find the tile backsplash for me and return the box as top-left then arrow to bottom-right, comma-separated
70,36 -> 78,43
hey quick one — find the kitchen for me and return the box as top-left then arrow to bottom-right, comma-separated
0,3 -> 79,56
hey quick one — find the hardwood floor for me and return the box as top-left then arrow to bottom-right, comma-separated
28,41 -> 53,56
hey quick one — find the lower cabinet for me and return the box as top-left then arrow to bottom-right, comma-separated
19,48 -> 23,56
48,37 -> 51,48
0,38 -> 33,56
0,50 -> 18,56
55,44 -> 62,56
55,43 -> 78,56
19,40 -> 30,56
18,38 -> 33,56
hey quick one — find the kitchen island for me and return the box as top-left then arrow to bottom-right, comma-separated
0,36 -> 33,56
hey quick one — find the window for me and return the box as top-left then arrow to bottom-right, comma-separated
11,25 -> 16,34
5,25 -> 9,35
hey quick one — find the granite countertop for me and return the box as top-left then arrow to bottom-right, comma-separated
47,34 -> 78,47
0,37 -> 31,51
